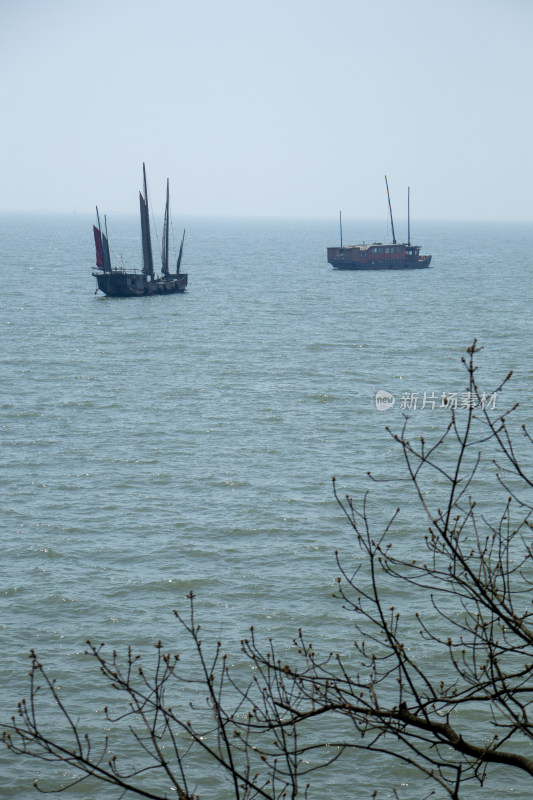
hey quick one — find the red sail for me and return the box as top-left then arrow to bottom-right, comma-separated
93,225 -> 104,268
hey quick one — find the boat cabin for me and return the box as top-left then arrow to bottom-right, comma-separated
327,242 -> 422,268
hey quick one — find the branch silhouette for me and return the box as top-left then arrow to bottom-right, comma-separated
3,342 -> 532,799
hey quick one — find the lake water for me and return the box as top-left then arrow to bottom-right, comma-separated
1,213 -> 532,798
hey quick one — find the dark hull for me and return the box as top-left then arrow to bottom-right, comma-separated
94,271 -> 188,297
330,256 -> 431,271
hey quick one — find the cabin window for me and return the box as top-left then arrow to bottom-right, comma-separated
372,247 -> 377,253
385,247 -> 390,253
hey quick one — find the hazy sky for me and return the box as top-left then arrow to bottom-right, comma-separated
1,0 -> 532,219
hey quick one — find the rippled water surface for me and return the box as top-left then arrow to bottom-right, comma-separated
1,213 -> 532,798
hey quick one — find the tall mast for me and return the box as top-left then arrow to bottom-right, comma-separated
161,178 -> 170,276
139,162 -> 154,276
339,210 -> 343,248
385,175 -> 396,244
407,186 -> 411,247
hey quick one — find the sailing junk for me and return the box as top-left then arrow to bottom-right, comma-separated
327,177 -> 432,271
93,164 -> 188,296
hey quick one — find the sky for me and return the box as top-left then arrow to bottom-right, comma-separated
1,0 -> 532,220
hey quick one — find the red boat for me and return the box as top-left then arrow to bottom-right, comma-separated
327,177 -> 432,271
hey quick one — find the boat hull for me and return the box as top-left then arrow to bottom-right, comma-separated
93,271 -> 188,297
329,256 -> 431,271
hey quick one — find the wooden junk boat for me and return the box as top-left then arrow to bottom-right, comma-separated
327,177 -> 432,271
93,164 -> 188,297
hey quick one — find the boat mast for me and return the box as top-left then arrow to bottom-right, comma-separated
161,178 -> 170,276
385,175 -> 396,244
339,210 -> 343,248
139,163 -> 154,276
407,186 -> 411,247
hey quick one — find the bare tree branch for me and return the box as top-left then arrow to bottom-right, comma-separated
2,341 -> 532,799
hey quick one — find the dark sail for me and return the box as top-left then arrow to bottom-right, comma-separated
176,229 -> 185,274
161,179 -> 170,276
93,225 -> 104,268
102,233 -> 112,271
139,191 -> 154,276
